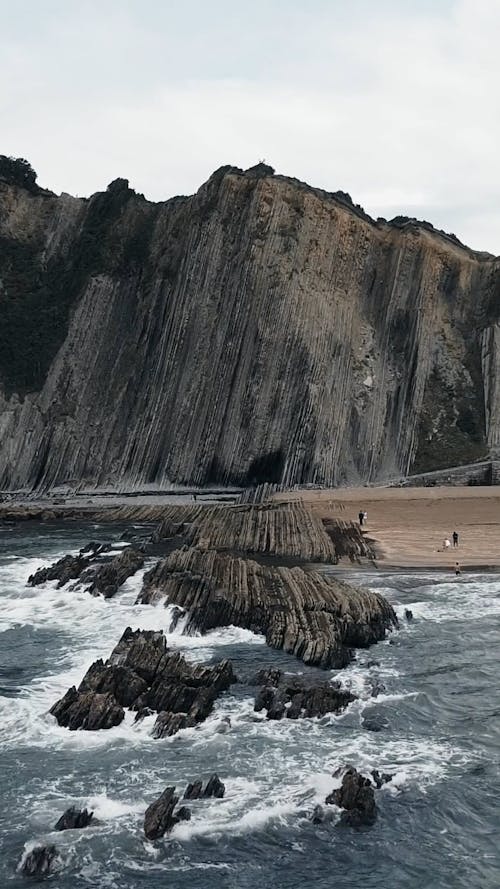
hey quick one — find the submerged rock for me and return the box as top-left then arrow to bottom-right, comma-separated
50,628 -> 236,736
19,844 -> 58,877
54,806 -> 94,831
254,669 -> 355,720
370,769 -> 393,789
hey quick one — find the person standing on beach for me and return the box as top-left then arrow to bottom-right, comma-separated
455,562 -> 461,575
452,531 -> 459,547
358,510 -> 364,526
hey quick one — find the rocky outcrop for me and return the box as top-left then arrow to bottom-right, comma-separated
18,844 -> 59,877
1,161 -> 499,492
27,545 -> 144,597
183,774 -> 225,800
50,628 -> 235,735
138,547 -> 397,668
253,669 -> 355,719
54,806 -> 94,831
144,787 -> 181,840
326,767 -> 377,826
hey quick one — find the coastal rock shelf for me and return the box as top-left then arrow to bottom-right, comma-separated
1,162 -> 499,492
50,628 -> 236,735
137,547 -> 397,668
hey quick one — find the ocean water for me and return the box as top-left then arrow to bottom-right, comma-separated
1,523 -> 499,888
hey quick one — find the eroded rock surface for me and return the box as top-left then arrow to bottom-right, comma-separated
138,547 -> 397,668
19,844 -> 58,877
1,162 -> 498,492
50,628 -> 236,735
253,669 -> 355,719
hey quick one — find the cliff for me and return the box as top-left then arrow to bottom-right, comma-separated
1,156 -> 499,491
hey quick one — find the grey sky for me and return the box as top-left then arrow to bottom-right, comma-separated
1,0 -> 498,253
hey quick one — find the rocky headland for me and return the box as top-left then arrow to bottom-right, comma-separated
1,156 -> 499,495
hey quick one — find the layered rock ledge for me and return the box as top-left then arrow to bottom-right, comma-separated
137,547 -> 397,668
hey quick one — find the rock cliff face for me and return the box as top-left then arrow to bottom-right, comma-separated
1,158 -> 499,490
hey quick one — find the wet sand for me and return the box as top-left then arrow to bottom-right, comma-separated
275,486 -> 500,570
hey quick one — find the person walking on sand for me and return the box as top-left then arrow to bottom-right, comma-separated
358,510 -> 364,527
452,531 -> 459,548
443,538 -> 451,551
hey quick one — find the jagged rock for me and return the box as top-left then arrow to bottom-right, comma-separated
54,806 -> 94,831
139,547 -> 397,668
254,670 -> 355,719
77,660 -> 148,707
152,712 -> 195,738
203,774 -> 225,798
183,774 -> 225,800
81,547 -> 145,598
370,769 -> 393,789
144,787 -> 179,840
80,541 -> 111,555
50,687 -> 124,731
27,544 -> 143,597
175,806 -> 192,821
50,628 -> 236,736
19,844 -> 58,876
326,767 -> 377,826
405,608 -> 414,621
28,554 -> 90,588
183,780 -> 203,800
368,678 -> 386,698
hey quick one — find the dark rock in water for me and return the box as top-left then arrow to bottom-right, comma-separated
28,554 -> 90,588
251,667 -> 283,688
405,608 -> 414,621
368,678 -> 386,698
183,774 -> 225,799
54,806 -> 94,831
80,541 -> 111,556
152,712 -> 196,738
362,713 -> 389,733
370,769 -> 393,789
254,670 -> 355,720
50,687 -> 124,731
50,628 -> 235,737
203,774 -> 225,798
78,660 -> 148,707
326,767 -> 377,826
134,706 -> 154,723
81,547 -> 145,598
107,627 -> 168,684
27,544 -> 143,598
19,844 -> 58,876
168,605 -> 186,632
311,804 -> 326,824
175,806 -> 191,821
144,787 -> 179,840
183,780 -> 203,801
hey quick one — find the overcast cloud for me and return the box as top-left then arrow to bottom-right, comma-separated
1,0 -> 499,253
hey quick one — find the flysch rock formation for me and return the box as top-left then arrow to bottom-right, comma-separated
137,547 -> 397,668
50,627 -> 236,736
1,157 -> 499,492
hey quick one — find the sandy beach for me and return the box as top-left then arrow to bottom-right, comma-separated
275,486 -> 500,570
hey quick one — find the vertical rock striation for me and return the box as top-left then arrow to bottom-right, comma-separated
1,160 -> 499,490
